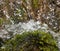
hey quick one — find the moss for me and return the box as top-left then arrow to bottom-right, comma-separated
0,30 -> 58,51
0,18 -> 3,26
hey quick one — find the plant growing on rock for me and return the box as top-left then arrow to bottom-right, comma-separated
0,30 -> 58,51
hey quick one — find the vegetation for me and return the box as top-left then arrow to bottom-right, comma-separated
0,0 -> 60,32
0,0 -> 60,51
0,30 -> 58,51
0,18 -> 3,27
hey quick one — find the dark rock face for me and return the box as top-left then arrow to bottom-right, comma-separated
0,38 -> 4,47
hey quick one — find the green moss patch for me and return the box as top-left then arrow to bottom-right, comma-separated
0,30 -> 58,51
